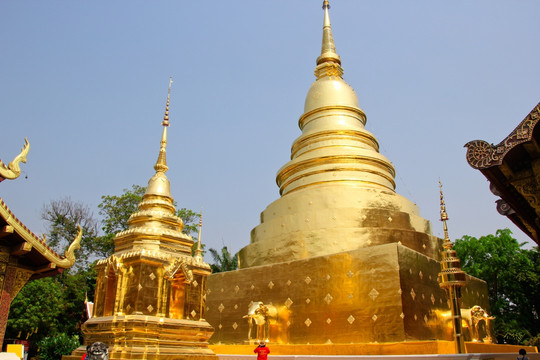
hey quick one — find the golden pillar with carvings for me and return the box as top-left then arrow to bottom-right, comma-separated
79,79 -> 216,360
206,1 -> 491,353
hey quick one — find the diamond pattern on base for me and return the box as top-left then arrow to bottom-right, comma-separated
369,288 -> 379,301
347,315 -> 355,324
218,303 -> 225,313
285,298 -> 293,309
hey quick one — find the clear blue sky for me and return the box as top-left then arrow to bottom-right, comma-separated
1,1 -> 539,258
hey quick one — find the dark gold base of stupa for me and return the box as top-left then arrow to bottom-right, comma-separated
207,243 -> 491,345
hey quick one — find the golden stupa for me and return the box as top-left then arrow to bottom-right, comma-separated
206,2 -> 493,354
70,79 -> 217,360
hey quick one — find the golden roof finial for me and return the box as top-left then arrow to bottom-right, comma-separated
439,180 -> 452,249
317,0 -> 341,66
154,77 -> 173,173
194,209 -> 204,262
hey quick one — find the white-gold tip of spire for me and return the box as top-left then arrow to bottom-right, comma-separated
317,0 -> 341,66
154,77 -> 173,173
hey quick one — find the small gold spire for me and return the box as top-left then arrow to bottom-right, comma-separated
154,77 -> 173,173
194,209 -> 204,262
317,0 -> 341,66
439,179 -> 452,248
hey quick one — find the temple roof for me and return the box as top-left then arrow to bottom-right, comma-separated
465,102 -> 540,246
0,197 -> 81,279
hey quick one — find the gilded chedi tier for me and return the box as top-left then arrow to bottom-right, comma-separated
238,2 -> 437,269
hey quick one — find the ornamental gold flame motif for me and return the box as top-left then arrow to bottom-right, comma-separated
205,1 -> 492,352
74,78 -> 217,360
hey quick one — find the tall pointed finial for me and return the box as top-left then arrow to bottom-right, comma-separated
437,179 -> 467,354
439,180 -> 452,249
316,0 -> 341,66
194,208 -> 204,262
154,77 -> 173,173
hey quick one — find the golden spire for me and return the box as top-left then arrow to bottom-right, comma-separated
316,0 -> 342,67
439,180 -> 452,249
154,77 -> 173,174
194,209 -> 204,262
437,180 -> 467,354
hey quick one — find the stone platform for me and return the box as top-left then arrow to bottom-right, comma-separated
210,343 -> 539,359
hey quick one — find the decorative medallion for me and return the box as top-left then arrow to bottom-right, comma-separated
305,318 -> 312,327
400,312 -> 405,319
424,315 -> 428,323
250,284 -> 255,290
410,288 -> 416,300
191,310 -> 197,318
192,280 -> 198,288
287,321 -> 291,327
367,239 -> 372,245
232,322 -> 238,330
286,280 -> 291,286
147,305 -> 154,312
218,303 -> 225,313
346,271 -> 354,278
372,314 -> 377,322
398,288 -> 403,295
431,294 -> 436,305
268,281 -> 274,289
347,315 -> 355,324
234,304 -> 238,310
149,272 -> 156,281
207,288 -> 212,295
304,276 -> 312,284
414,314 -> 418,321
137,283 -> 143,291
234,285 -> 240,293
419,271 -> 423,279
348,293 -> 353,299
326,318 -> 331,324
305,298 -> 311,304
388,217 -> 392,222
326,274 -> 331,281
218,324 -> 223,330
220,288 -> 224,292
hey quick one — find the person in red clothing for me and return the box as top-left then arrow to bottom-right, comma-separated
254,342 -> 270,360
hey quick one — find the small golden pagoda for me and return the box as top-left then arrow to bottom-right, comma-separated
77,79 -> 217,360
206,2 -> 492,354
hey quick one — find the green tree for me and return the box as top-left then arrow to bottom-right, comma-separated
454,229 -> 540,344
41,198 -> 99,270
208,246 -> 238,273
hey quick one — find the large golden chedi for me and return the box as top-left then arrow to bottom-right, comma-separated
76,82 -> 217,360
206,1 -> 490,350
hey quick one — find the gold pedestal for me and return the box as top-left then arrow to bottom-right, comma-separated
80,315 -> 216,360
207,243 -> 490,348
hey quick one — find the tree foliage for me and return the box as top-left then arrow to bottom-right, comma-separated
454,229 -> 540,344
208,246 -> 238,273
41,198 -> 99,269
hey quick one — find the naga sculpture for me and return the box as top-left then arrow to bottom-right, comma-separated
0,138 -> 29,180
